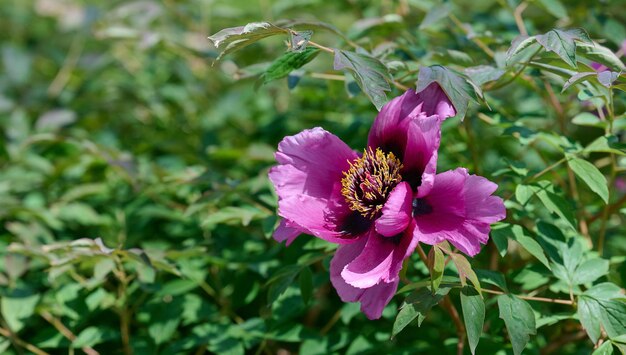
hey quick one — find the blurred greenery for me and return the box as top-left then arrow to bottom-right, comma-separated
0,0 -> 625,354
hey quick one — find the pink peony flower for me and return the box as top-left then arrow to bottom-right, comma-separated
269,84 -> 505,319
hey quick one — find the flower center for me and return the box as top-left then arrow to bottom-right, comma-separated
341,147 -> 403,219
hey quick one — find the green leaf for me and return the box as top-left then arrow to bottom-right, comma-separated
263,47 -> 319,84
566,154 -> 609,204
419,4 -> 450,30
578,296 -> 602,343
428,244 -> 445,291
562,71 -> 596,92
208,22 -> 286,60
573,258 -> 609,285
416,65 -> 476,120
392,287 -> 450,337
464,65 -> 505,86
490,224 -> 509,257
493,223 -> 551,269
584,136 -> 626,156
572,112 -> 604,127
530,181 -> 577,230
475,269 -> 508,292
146,298 -> 184,345
506,36 -> 539,65
461,287 -> 485,355
535,28 -> 591,68
73,326 -> 117,348
579,283 -> 626,343
498,295 -> 537,355
577,42 -> 626,72
592,341 -> 614,355
515,184 -> 534,206
299,266 -> 313,305
1,291 -> 40,332
333,49 -> 391,111
451,253 -> 482,293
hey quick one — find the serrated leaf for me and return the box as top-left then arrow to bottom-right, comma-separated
263,47 -> 319,84
461,287 -> 485,355
419,4 -> 450,30
498,295 -> 537,355
535,28 -> 591,68
392,287 -> 450,337
577,42 -> 626,71
566,154 -> 609,204
208,22 -> 285,60
333,49 -> 391,110
416,65 -> 475,120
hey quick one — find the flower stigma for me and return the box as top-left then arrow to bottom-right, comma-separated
341,147 -> 403,219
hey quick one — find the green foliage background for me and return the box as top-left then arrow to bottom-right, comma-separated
0,0 -> 625,354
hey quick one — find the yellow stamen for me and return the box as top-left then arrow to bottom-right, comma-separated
341,147 -> 403,218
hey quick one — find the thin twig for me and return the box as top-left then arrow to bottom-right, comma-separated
307,40 -> 334,54
0,326 -> 50,355
441,296 -> 466,355
448,14 -> 495,58
310,73 -> 346,81
40,311 -> 99,355
513,2 -> 529,36
308,40 -> 411,91
481,288 -> 574,305
415,245 -> 466,355
48,36 -> 84,97
320,308 -> 342,335
541,330 -> 587,355
589,194 -> 626,224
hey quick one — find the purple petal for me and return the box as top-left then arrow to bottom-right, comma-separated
270,127 -> 357,201
342,223 -> 419,288
367,86 -> 450,193
273,219 -> 301,245
341,230 -> 396,288
375,182 -> 413,237
403,115 -> 442,196
413,168 -> 506,256
415,82 -> 456,119
269,128 -> 362,243
278,194 -> 363,244
330,239 -> 399,320
367,84 -> 454,158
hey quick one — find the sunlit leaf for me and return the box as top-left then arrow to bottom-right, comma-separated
334,49 -> 391,110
